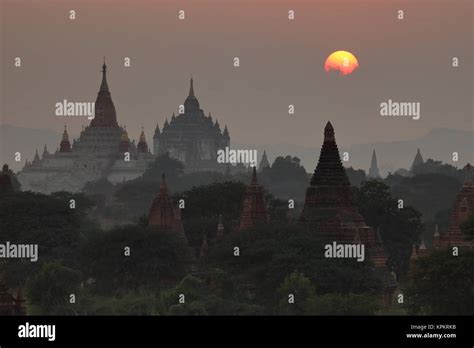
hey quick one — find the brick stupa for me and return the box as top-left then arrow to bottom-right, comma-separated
433,164 -> 474,249
300,121 -> 376,245
238,167 -> 267,231
148,174 -> 187,241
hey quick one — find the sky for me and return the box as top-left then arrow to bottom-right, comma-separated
1,0 -> 472,155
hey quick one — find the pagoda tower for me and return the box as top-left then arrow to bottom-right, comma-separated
258,150 -> 270,171
410,148 -> 424,173
137,127 -> 149,153
42,145 -> 49,158
239,167 -> 267,231
148,174 -> 187,241
300,121 -> 376,245
148,174 -> 175,228
90,60 -> 119,128
368,149 -> 381,178
59,125 -> 72,152
119,127 -> 130,153
184,77 -> 200,113
434,166 -> 474,249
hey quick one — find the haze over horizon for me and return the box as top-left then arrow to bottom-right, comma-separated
1,0 -> 472,169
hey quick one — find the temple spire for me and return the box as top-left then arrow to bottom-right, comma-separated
91,59 -> 118,127
100,57 -> 109,92
324,121 -> 335,142
33,149 -> 40,162
189,76 -> 195,97
410,148 -> 424,172
258,150 -> 270,171
183,77 -> 200,112
137,126 -> 149,153
368,149 -> 381,178
309,121 -> 350,187
239,166 -> 267,231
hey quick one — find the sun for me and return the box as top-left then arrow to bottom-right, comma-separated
324,50 -> 359,76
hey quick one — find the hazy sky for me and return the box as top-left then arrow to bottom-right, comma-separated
1,0 -> 473,151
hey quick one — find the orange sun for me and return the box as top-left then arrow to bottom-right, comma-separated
324,50 -> 359,76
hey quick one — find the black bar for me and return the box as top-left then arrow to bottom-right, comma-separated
0,315 -> 472,346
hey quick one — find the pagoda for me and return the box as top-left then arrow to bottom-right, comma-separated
258,150 -> 270,171
410,148 -> 424,173
154,77 -> 230,172
368,149 -> 381,178
433,164 -> 474,249
238,167 -> 267,231
148,174 -> 187,241
300,121 -> 376,245
59,125 -> 72,153
137,127 -> 149,153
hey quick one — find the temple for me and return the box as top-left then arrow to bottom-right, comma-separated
368,149 -> 381,178
433,164 -> 474,249
17,61 -> 156,193
148,174 -> 187,242
300,121 -> 376,245
258,150 -> 270,171
410,148 -> 424,173
238,167 -> 268,231
154,78 -> 230,172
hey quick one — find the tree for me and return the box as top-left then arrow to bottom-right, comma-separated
208,224 -> 382,312
306,293 -> 379,315
80,224 -> 193,294
345,167 -> 367,187
405,250 -> 474,315
277,271 -> 315,315
0,191 -> 97,287
259,155 -> 309,200
26,261 -> 82,315
355,180 -> 424,277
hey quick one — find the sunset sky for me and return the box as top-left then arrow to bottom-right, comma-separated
1,0 -> 472,164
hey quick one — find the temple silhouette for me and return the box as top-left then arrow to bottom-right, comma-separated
17,62 -> 232,194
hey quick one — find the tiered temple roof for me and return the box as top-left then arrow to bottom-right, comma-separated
148,174 -> 187,241
238,167 -> 267,231
59,125 -> 72,152
300,121 -> 375,244
90,60 -> 119,128
433,166 -> 474,249
137,127 -> 149,153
